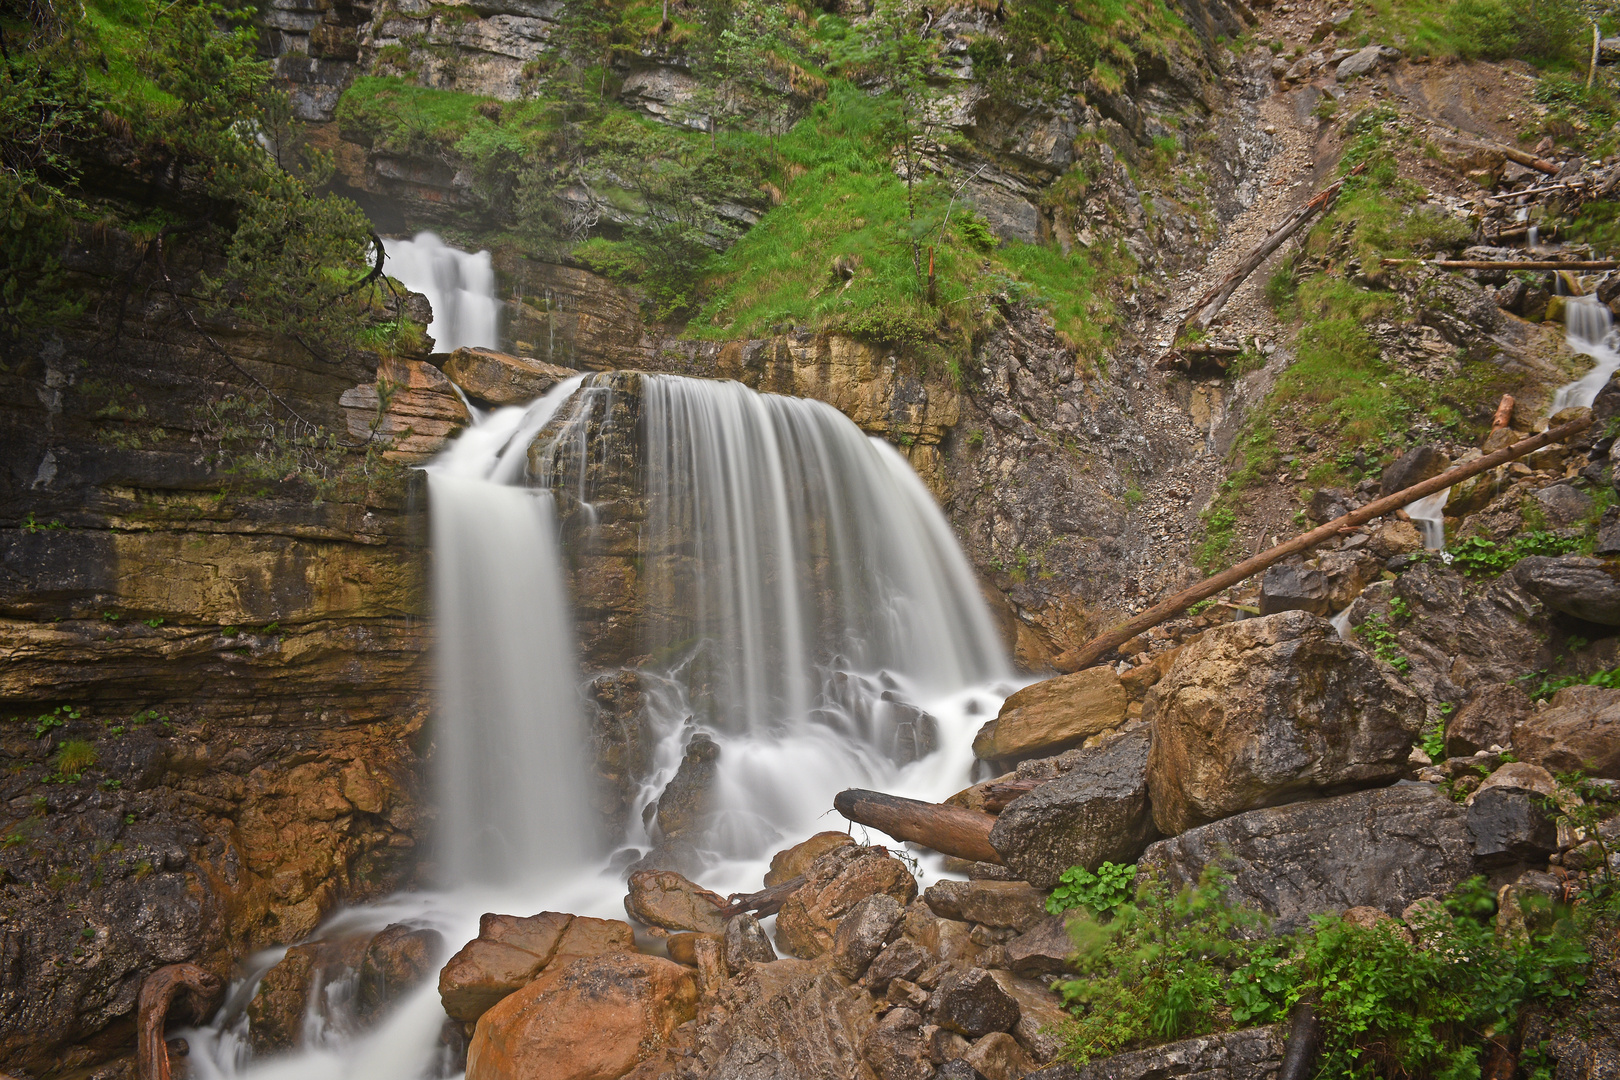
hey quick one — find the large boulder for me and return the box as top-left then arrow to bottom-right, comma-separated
1446,682 -> 1531,757
922,880 -> 1048,933
831,893 -> 905,979
1468,762 -> 1561,865
465,951 -> 699,1080
973,668 -> 1127,764
1002,915 -> 1075,979
1026,1024 -> 1287,1080
1137,785 -> 1478,932
655,733 -> 721,843
862,1007 -> 933,1080
1258,550 -> 1380,617
765,831 -> 855,886
988,970 -> 1070,1064
1381,444 -> 1451,496
989,729 -> 1158,888
775,845 -> 918,958
1145,610 -> 1426,835
1513,556 -> 1620,625
624,869 -> 729,934
1513,685 -> 1620,778
442,347 -> 577,406
438,912 -> 633,1023
723,912 -> 778,973
928,967 -> 1020,1039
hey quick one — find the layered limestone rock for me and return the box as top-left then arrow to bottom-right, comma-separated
0,240 -> 432,1074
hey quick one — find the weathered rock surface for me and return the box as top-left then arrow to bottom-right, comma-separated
963,1030 -> 1034,1080
1258,550 -> 1380,617
1145,610 -> 1426,835
1138,785 -> 1478,931
1381,444 -> 1451,495
624,869 -> 729,934
358,923 -> 444,1020
831,894 -> 905,979
1002,915 -> 1075,979
438,911 -> 632,1022
929,967 -> 1021,1039
775,846 -> 918,959
724,913 -> 779,973
863,1006 -> 934,1080
990,728 -> 1157,888
1513,685 -> 1620,778
766,831 -> 856,887
1468,762 -> 1560,864
688,957 -> 883,1079
249,934 -> 369,1053
655,733 -> 722,843
988,970 -> 1070,1064
1027,1024 -> 1287,1080
1513,555 -> 1620,625
442,347 -> 577,406
922,880 -> 1048,933
465,951 -> 699,1080
974,668 -> 1128,763
867,938 -> 931,996
1446,682 -> 1531,756
339,355 -> 470,461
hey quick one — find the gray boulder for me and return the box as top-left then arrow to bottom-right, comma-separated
1002,915 -> 1074,978
1145,610 -> 1426,835
832,894 -> 904,979
866,939 -> 929,996
1137,784 -> 1478,932
723,912 -> 778,973
1445,682 -> 1530,756
1535,484 -> 1594,527
988,729 -> 1158,889
1026,1025 -> 1286,1080
1512,555 -> 1620,625
1381,444 -> 1451,497
928,968 -> 1020,1039
1468,762 -> 1560,866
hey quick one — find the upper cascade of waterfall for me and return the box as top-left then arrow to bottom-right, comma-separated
1552,293 -> 1620,413
383,232 -> 501,354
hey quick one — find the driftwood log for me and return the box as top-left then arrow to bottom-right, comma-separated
1054,412 -> 1595,673
138,963 -> 223,1080
719,875 -> 805,918
833,789 -> 1002,864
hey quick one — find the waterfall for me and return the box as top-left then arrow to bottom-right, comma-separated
1404,487 -> 1450,550
383,232 -> 501,354
178,373 -> 1015,1076
1551,293 -> 1620,412
425,376 -> 591,885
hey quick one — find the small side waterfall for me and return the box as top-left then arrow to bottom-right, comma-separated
1552,293 -> 1620,412
383,232 -> 501,354
1404,487 -> 1450,549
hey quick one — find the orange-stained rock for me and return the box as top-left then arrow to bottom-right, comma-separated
974,668 -> 1128,763
765,832 -> 855,887
443,347 -> 577,406
555,915 -> 636,959
465,952 -> 699,1080
340,356 -> 470,462
624,870 -> 728,934
775,846 -> 918,959
439,911 -> 573,1022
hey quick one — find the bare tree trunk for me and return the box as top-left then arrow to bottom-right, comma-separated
833,789 -> 1002,863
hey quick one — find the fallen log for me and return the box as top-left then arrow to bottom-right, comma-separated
1054,411 -> 1595,673
719,875 -> 804,918
833,789 -> 1003,864
1380,259 -> 1619,271
1178,169 -> 1361,334
1492,394 -> 1516,430
1444,136 -> 1561,175
138,963 -> 223,1080
981,778 -> 1045,814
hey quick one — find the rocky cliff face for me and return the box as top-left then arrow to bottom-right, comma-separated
0,242 -> 434,1073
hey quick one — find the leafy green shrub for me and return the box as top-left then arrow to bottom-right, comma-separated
1354,612 -> 1412,673
1058,867 -> 1264,1061
1447,531 -> 1582,576
1527,664 -> 1620,701
1048,861 -> 1137,916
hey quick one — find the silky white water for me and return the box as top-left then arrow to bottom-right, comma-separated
383,233 -> 501,354
1403,487 -> 1450,550
180,374 -> 1016,1077
1552,293 -> 1620,412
